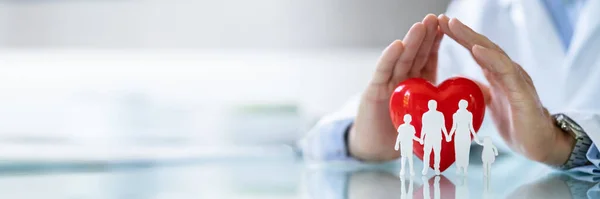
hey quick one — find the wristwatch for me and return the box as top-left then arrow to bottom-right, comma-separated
552,113 -> 593,170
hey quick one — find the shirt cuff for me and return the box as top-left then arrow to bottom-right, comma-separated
299,118 -> 355,161
563,112 -> 600,150
567,144 -> 600,175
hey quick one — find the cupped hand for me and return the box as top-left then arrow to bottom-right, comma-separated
349,14 -> 443,161
438,15 -> 574,166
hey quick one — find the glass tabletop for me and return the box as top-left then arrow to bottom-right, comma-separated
0,148 -> 597,199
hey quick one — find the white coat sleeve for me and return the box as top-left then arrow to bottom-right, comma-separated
298,94 -> 360,161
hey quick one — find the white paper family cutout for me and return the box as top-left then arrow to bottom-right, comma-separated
449,99 -> 481,175
481,136 -> 499,177
394,99 -> 499,177
395,114 -> 419,176
420,100 -> 447,176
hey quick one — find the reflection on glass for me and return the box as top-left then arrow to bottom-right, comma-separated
417,175 -> 454,199
456,176 -> 469,199
307,167 -> 600,199
400,176 -> 414,199
507,173 -> 597,199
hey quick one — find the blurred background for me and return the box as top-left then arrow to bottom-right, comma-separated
0,0 -> 450,197
0,0 -> 450,159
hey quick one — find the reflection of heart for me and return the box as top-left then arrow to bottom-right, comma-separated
389,77 -> 485,172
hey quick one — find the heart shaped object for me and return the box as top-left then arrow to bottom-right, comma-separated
389,77 -> 485,172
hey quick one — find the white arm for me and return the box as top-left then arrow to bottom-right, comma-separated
298,94 -> 360,161
441,114 -> 449,138
449,114 -> 457,138
492,145 -> 499,156
469,114 -> 482,145
411,127 -> 421,142
395,132 -> 402,151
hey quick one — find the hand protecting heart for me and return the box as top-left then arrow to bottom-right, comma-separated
390,77 -> 485,173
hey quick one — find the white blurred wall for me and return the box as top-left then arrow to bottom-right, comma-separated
0,0 -> 449,48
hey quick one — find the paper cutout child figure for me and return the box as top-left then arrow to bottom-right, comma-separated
480,136 -> 499,177
400,176 -> 414,199
395,114 -> 422,176
422,176 -> 441,199
420,100 -> 449,175
447,99 -> 482,175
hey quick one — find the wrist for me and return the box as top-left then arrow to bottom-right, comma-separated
545,125 -> 576,166
550,113 -> 593,170
348,124 -> 400,162
348,98 -> 400,162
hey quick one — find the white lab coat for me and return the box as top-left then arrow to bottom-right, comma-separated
437,0 -> 600,148
300,0 -> 600,161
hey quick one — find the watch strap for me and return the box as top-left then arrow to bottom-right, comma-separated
553,114 -> 593,170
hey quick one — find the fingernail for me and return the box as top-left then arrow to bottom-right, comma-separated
439,14 -> 449,20
449,18 -> 467,36
452,18 -> 465,27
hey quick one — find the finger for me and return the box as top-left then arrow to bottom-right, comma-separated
438,14 -> 456,40
514,62 -> 543,104
472,45 -> 531,102
421,27 -> 444,83
370,40 -> 405,85
448,18 -> 507,56
410,14 -> 439,77
515,63 -> 534,87
392,22 -> 426,83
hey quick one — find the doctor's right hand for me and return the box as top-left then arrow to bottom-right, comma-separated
348,14 -> 443,162
438,15 -> 574,166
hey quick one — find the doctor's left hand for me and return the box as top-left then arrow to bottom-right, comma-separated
438,15 -> 575,167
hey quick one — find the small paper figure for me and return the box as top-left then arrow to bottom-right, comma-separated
420,100 -> 449,175
480,136 -> 499,177
395,114 -> 421,176
400,176 -> 414,199
447,99 -> 482,175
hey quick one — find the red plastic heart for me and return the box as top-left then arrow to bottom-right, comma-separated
389,77 -> 485,172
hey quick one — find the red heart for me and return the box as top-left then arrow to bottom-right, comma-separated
389,77 -> 485,172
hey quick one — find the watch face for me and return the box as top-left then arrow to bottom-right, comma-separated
558,114 -> 585,137
564,116 -> 584,132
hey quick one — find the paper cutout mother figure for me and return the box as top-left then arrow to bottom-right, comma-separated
448,99 -> 482,175
395,114 -> 421,176
420,100 -> 449,176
